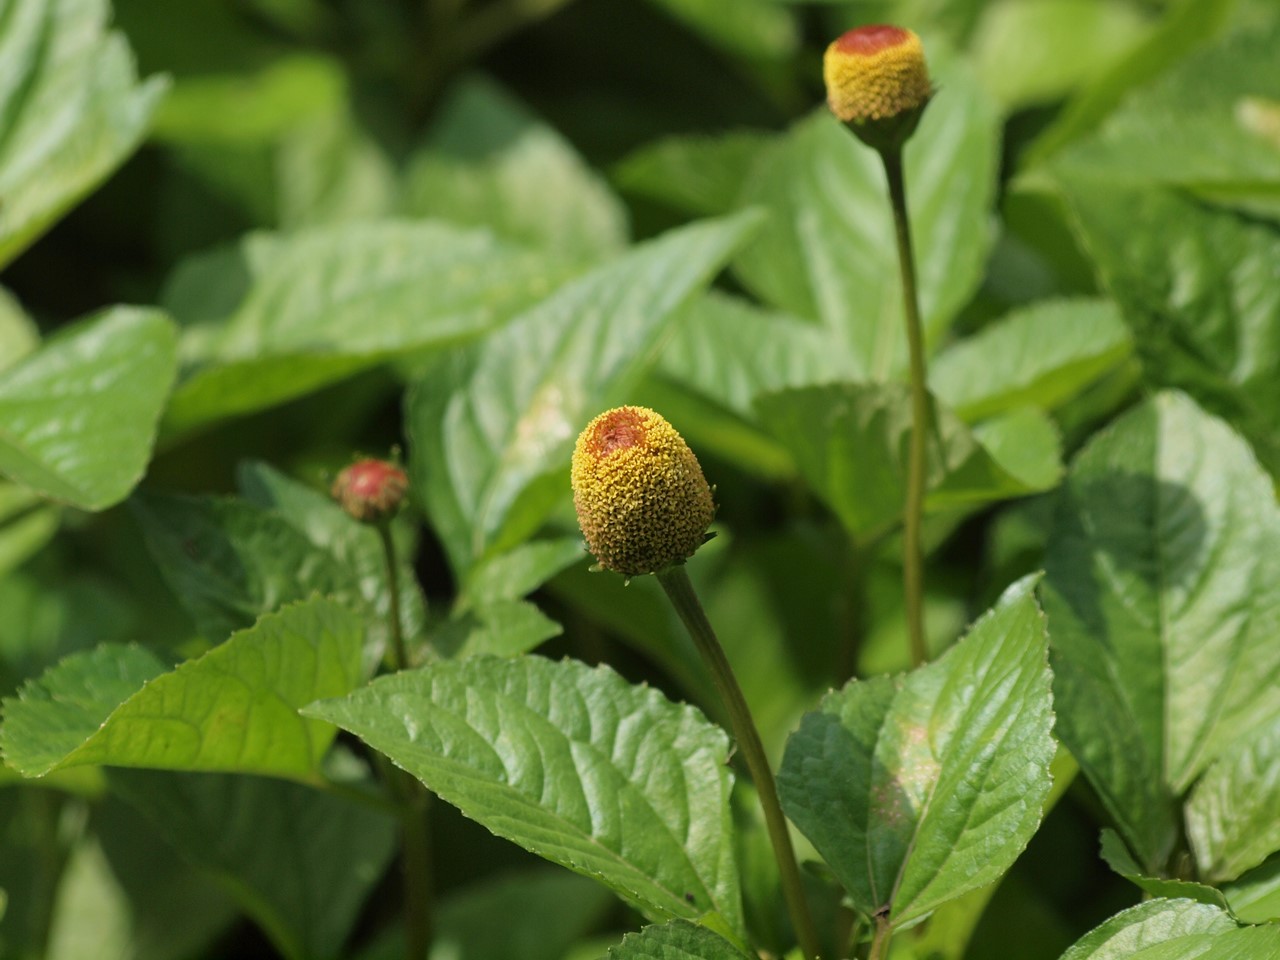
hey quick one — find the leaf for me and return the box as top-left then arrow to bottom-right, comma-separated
1224,855 -> 1280,923
0,0 -> 167,268
462,537 -> 586,608
109,767 -> 396,960
0,290 -> 38,372
777,576 -> 1055,926
605,920 -> 750,960
928,298 -> 1132,422
1056,899 -> 1238,960
160,221 -> 574,437
1099,828 -> 1233,912
2,598 -> 364,778
614,132 -> 774,217
0,482 -> 60,579
1058,177 -> 1280,470
304,655 -> 744,935
1186,719 -> 1280,882
403,77 -> 628,258
1041,391 -> 1280,871
640,0 -> 797,60
754,383 -> 1060,541
429,600 -> 562,660
732,60 -> 999,378
0,308 -> 177,510
131,492 -> 359,643
407,211 -> 760,579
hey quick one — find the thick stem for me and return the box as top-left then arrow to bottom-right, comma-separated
868,913 -> 893,960
657,566 -> 823,960
881,146 -> 929,669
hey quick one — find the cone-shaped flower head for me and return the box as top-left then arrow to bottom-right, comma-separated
571,406 -> 715,576
824,25 -> 931,148
331,458 -> 408,524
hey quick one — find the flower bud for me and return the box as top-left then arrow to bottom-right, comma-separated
331,458 -> 408,524
824,25 -> 931,150
571,406 -> 715,577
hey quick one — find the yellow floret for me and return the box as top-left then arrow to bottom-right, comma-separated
571,406 -> 715,577
824,26 -> 930,124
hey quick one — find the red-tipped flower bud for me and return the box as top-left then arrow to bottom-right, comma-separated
824,25 -> 931,149
331,458 -> 408,524
571,406 -> 715,577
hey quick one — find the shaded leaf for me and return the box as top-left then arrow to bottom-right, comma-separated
462,537 -> 586,608
1224,855 -> 1280,924
641,0 -> 797,60
0,482 -> 60,578
614,132 -> 774,217
1099,828 -> 1232,912
429,599 -> 562,660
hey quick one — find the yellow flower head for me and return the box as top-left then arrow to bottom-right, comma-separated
824,25 -> 931,126
571,406 -> 715,577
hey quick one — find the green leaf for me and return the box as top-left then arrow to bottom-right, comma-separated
778,576 -> 1055,926
1041,391 -> 1280,871
1099,828 -> 1233,912
0,0 -> 167,267
462,537 -> 586,608
1187,720 -> 1280,882
732,61 -> 998,378
754,383 -> 1060,541
131,492 -> 359,643
605,920 -> 751,960
1056,899 -> 1238,960
1058,177 -> 1280,470
403,77 -> 628,258
429,599 -> 562,660
0,482 -> 60,578
0,290 -> 38,372
2,598 -> 364,778
641,0 -> 797,60
109,767 -> 396,960
407,211 -> 760,579
614,132 -> 774,217
0,308 -> 177,510
161,221 -> 574,437
304,655 -> 744,935
928,299 -> 1132,422
1224,855 -> 1280,923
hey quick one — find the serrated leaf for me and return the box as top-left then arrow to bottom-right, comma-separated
605,919 -> 750,960
732,60 -> 998,378
1042,391 -> 1280,871
131,492 -> 359,643
1056,899 -> 1238,960
109,767 -> 396,960
403,77 -> 628,258
754,383 -> 1060,541
1187,719 -> 1280,882
407,211 -> 760,579
161,221 -> 574,437
929,298 -> 1132,422
778,576 -> 1055,926
0,308 -> 177,510
1099,828 -> 1232,912
429,599 -> 562,660
0,0 -> 167,267
304,655 -> 744,935
1,598 -> 364,778
614,132 -> 774,217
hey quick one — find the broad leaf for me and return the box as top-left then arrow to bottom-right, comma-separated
161,221 -> 574,436
1042,391 -> 1280,871
778,576 -> 1055,926
0,309 -> 177,510
428,600 -> 562,660
929,298 -> 1132,422
407,211 -> 760,579
1187,720 -> 1280,882
110,767 -> 396,960
403,77 -> 628,258
1056,899 -> 1238,960
1099,829 -> 1232,912
0,0 -> 167,267
304,655 -> 744,935
1225,856 -> 1280,924
462,537 -> 585,608
732,60 -> 998,378
615,132 -> 774,217
755,383 -> 1060,541
605,920 -> 750,960
1,598 -> 364,778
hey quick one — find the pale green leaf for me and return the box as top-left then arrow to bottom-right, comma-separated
429,599 -> 562,660
1224,856 -> 1280,923
0,308 -> 177,510
0,0 -> 167,267
407,212 -> 760,579
0,290 -> 38,372
605,920 -> 750,960
778,576 -> 1055,926
1118,926 -> 1280,960
1056,899 -> 1238,960
110,767 -> 396,960
732,61 -> 998,378
1042,391 -> 1280,871
462,537 -> 586,608
614,132 -> 774,217
44,838 -> 132,960
929,299 -> 1132,421
304,655 -> 744,935
403,77 -> 628,258
1187,720 -> 1280,882
1,598 -> 364,778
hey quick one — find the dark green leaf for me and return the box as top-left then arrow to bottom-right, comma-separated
778,576 -> 1054,926
304,655 -> 744,934
1099,828 -> 1232,911
641,0 -> 797,60
605,920 -> 750,960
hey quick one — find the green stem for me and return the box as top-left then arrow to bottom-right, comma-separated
657,567 -> 822,960
868,913 -> 893,960
880,146 -> 929,669
376,523 -> 433,959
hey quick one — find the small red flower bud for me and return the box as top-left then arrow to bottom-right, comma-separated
331,459 -> 408,524
824,25 -> 931,150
